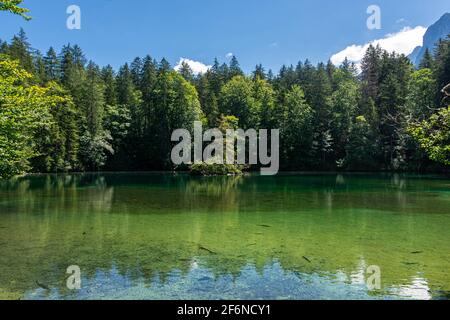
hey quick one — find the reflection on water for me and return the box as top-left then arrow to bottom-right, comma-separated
23,260 -> 436,300
0,173 -> 450,300
23,261 -> 423,300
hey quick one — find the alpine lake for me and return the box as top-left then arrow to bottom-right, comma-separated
0,172 -> 449,300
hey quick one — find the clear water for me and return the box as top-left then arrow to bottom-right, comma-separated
0,173 -> 449,300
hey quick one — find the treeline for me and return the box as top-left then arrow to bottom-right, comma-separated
0,29 -> 449,178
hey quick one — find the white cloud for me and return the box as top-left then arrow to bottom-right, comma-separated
330,26 -> 427,67
174,58 -> 211,75
225,52 -> 234,59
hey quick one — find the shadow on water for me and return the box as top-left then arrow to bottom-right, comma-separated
0,173 -> 449,300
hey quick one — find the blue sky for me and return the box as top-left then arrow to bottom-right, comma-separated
1,0 -> 449,73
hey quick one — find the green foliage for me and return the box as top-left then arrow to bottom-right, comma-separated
0,56 -> 53,178
409,106 -> 450,166
278,85 -> 314,168
219,75 -> 260,129
407,69 -> 437,120
188,115 -> 243,176
31,82 -> 80,172
345,116 -> 378,170
151,70 -> 203,167
330,73 -> 359,164
78,62 -> 113,170
6,28 -> 33,72
0,0 -> 30,20
434,36 -> 450,101
190,163 -> 243,176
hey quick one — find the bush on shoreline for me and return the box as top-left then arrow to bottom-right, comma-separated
189,163 -> 243,176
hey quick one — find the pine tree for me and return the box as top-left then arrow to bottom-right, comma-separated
44,47 -> 59,81
102,65 -> 117,106
71,44 -> 86,69
278,85 -> 314,169
31,83 -> 80,172
150,71 -> 202,169
0,39 -> 8,54
33,52 -> 47,84
229,56 -> 243,78
130,57 -> 143,87
59,44 -> 86,109
102,65 -> 131,170
83,62 -> 105,137
252,64 -> 266,80
419,48 -> 434,69
310,63 -> 334,168
159,58 -> 171,73
361,45 -> 383,101
8,28 -> 33,72
434,36 -> 450,105
78,62 -> 113,170
178,61 -> 194,82
196,74 -> 219,126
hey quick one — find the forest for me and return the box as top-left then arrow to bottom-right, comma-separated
1,4 -> 450,178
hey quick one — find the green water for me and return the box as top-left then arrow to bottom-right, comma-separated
0,173 -> 449,300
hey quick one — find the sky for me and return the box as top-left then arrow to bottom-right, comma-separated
1,0 -> 449,74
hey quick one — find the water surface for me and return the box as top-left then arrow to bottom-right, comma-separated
0,173 -> 449,300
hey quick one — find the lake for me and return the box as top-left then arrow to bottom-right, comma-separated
0,173 -> 449,300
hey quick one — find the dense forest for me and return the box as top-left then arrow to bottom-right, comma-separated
1,4 -> 449,178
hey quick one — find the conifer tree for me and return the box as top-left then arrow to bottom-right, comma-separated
7,28 -> 33,72
419,48 -> 434,70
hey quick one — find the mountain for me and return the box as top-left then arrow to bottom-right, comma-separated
409,13 -> 450,66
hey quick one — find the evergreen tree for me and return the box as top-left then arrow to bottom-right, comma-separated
102,65 -> 117,106
346,116 -> 378,170
178,61 -> 194,82
229,56 -> 243,78
130,57 -> 143,87
330,72 -> 359,165
159,58 -> 171,72
252,64 -> 266,80
361,45 -> 383,101
33,52 -> 47,84
31,83 -> 80,172
278,85 -> 314,169
310,63 -> 334,168
43,47 -> 59,81
434,36 -> 450,105
419,48 -> 434,69
108,63 -> 142,170
196,73 -> 219,127
78,62 -> 113,170
150,71 -> 203,169
7,28 -> 33,72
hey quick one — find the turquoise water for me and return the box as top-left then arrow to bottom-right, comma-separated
0,173 -> 449,300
